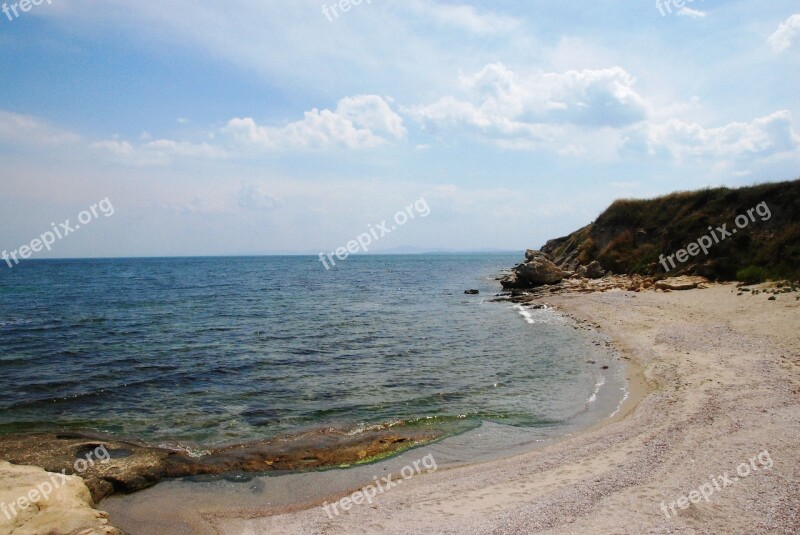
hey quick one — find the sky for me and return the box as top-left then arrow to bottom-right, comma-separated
1,0 -> 799,259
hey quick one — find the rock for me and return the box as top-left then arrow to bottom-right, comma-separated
464,289 -> 480,295
525,249 -> 552,262
0,461 -> 122,535
501,251 -> 566,289
0,428 -> 442,503
655,276 -> 710,291
585,261 -> 606,279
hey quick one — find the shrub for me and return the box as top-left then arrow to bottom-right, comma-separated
736,266 -> 768,284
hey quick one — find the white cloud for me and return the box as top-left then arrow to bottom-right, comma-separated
0,110 -> 81,146
237,184 -> 285,211
768,14 -> 800,52
47,1 -> 489,99
92,138 -> 227,165
91,139 -> 134,156
623,110 -> 800,163
406,63 -> 648,149
224,95 -> 406,150
406,1 -> 521,34
677,7 -> 706,18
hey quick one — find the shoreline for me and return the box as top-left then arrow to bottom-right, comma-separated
200,282 -> 798,534
0,288 -> 629,535
98,300 -> 632,534
3,281 -> 797,533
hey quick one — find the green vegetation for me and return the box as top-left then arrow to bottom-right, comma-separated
736,266 -> 768,285
542,178 -> 800,282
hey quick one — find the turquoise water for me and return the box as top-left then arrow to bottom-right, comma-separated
0,254 -> 618,448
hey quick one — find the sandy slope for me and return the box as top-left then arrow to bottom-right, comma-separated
209,283 -> 800,534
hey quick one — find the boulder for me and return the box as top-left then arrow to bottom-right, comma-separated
586,261 -> 606,279
655,276 -> 710,291
501,252 -> 566,289
577,261 -> 606,279
464,289 -> 480,295
0,461 -> 121,535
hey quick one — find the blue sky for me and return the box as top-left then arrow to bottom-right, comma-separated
1,0 -> 799,258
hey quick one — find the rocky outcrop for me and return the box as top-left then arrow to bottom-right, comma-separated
501,250 -> 566,289
0,427 -> 442,503
495,274 -> 712,305
654,276 -> 709,291
0,461 -> 121,535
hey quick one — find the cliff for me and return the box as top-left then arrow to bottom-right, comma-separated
502,178 -> 800,289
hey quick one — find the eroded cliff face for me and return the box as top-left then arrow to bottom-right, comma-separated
527,179 -> 800,282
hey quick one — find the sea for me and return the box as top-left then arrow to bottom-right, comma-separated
0,254 -> 626,457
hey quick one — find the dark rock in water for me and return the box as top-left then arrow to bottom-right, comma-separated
464,289 -> 480,295
501,250 -> 566,289
0,427 -> 442,502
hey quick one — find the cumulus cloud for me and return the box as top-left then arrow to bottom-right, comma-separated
224,95 -> 406,150
623,110 -> 800,162
0,110 -> 81,146
406,63 -> 648,147
768,14 -> 800,52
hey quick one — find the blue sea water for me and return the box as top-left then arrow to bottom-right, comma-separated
0,254 -> 620,449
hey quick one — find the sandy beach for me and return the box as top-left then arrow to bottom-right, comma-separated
204,283 -> 799,534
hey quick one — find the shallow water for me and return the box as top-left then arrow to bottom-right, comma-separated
0,254 -> 622,452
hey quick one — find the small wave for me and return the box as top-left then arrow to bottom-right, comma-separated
345,420 -> 405,436
0,319 -> 34,328
587,376 -> 606,404
156,442 -> 212,458
609,386 -> 629,418
514,304 -> 536,324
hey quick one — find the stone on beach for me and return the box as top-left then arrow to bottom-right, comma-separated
0,461 -> 120,535
501,251 -> 566,289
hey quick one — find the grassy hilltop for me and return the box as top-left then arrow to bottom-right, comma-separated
542,178 -> 800,282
